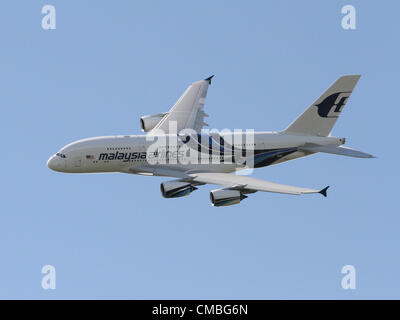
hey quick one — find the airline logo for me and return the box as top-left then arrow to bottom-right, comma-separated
98,151 -> 187,162
99,151 -> 147,161
316,92 -> 351,118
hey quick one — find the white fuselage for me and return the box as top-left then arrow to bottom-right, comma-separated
47,132 -> 344,175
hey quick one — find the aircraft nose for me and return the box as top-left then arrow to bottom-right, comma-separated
47,155 -> 56,170
47,155 -> 65,171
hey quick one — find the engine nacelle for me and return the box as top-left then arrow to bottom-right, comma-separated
160,181 -> 197,198
140,113 -> 167,132
210,189 -> 247,207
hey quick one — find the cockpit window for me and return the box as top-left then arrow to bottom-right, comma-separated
56,153 -> 67,158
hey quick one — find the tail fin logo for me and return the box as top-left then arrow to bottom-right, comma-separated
316,92 -> 351,118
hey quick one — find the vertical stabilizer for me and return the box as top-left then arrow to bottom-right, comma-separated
284,75 -> 360,136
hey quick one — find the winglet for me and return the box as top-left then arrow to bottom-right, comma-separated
319,186 -> 329,197
205,75 -> 215,84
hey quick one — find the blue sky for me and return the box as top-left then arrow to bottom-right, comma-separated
0,0 -> 398,299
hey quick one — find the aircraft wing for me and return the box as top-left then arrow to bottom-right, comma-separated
151,76 -> 213,134
128,166 -> 327,196
188,172 -> 328,196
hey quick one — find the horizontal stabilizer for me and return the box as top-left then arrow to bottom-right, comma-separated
300,145 -> 375,158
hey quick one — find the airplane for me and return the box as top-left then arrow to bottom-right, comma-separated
47,75 -> 374,206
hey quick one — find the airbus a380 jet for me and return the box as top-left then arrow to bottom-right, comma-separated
47,75 -> 374,206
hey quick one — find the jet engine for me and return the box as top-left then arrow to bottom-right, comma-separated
140,113 -> 167,132
160,181 -> 198,198
210,189 -> 248,207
